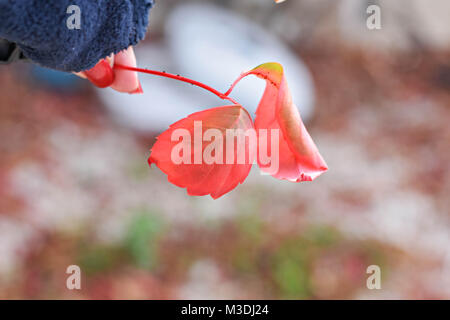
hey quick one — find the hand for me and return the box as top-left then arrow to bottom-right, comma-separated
74,46 -> 142,94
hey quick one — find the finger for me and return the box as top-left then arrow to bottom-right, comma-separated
84,58 -> 115,88
74,54 -> 113,81
73,71 -> 87,79
110,46 -> 142,94
105,54 -> 114,68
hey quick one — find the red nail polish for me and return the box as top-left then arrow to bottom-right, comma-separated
84,60 -> 115,88
130,81 -> 143,94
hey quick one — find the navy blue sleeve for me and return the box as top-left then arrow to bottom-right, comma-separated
0,0 -> 154,72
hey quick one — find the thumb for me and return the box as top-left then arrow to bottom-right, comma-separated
110,47 -> 142,94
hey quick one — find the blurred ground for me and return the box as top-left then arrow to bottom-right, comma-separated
0,0 -> 449,299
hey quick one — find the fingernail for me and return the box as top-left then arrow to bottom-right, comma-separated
130,81 -> 143,94
84,60 -> 115,88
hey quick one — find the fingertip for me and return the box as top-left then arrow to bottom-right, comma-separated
73,71 -> 87,79
130,81 -> 144,95
110,47 -> 141,93
84,59 -> 115,88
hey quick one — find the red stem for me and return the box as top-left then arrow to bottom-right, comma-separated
114,64 -> 238,105
224,71 -> 250,96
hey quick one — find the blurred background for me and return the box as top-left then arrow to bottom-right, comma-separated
0,0 -> 449,299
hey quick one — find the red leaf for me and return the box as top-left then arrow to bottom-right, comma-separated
149,105 -> 255,199
229,63 -> 328,181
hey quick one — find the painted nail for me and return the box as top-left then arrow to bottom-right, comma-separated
130,81 -> 144,94
84,59 -> 115,88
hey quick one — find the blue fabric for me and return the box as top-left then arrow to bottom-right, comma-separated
0,0 -> 153,72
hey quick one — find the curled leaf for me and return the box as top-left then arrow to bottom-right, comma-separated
229,62 -> 328,181
149,105 -> 255,199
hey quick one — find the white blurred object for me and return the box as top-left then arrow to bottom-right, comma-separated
99,3 -> 315,132
98,44 -> 218,132
166,3 -> 315,121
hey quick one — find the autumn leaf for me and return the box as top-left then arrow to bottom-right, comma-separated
148,105 -> 255,199
227,62 -> 328,181
116,61 -> 327,198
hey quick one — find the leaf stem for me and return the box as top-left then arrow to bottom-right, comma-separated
114,64 -> 239,105
224,72 -> 250,97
